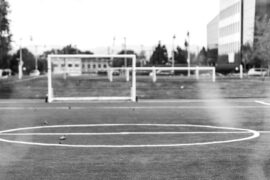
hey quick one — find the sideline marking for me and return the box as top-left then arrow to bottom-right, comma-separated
0,105 -> 266,110
0,124 -> 260,148
255,100 -> 270,106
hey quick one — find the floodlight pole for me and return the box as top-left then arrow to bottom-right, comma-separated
131,55 -> 136,102
112,37 -> 116,54
47,55 -> 53,103
30,36 -> 38,71
172,35 -> 176,74
240,0 -> 244,72
187,32 -> 191,77
35,45 -> 38,70
18,39 -> 23,80
124,37 -> 127,67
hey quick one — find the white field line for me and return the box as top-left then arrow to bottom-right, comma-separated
255,100 -> 270,106
0,100 -> 44,104
0,131 -> 252,136
0,124 -> 260,148
0,105 -> 267,110
258,131 -> 270,134
140,99 -> 259,103
0,123 -> 259,133
0,98 -> 260,104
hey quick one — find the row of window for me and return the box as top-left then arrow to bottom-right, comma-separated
220,2 -> 241,19
54,64 -> 79,68
219,22 -> 241,37
82,64 -> 107,69
219,42 -> 240,54
53,63 -> 107,69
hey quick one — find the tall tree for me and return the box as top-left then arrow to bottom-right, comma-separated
241,43 -> 253,70
113,49 -> 137,67
197,47 -> 207,65
252,15 -> 270,68
207,48 -> 218,66
173,46 -> 187,64
150,42 -> 168,65
60,45 -> 93,54
0,0 -> 11,68
10,48 -> 35,74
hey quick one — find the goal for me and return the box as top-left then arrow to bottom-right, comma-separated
47,54 -> 136,103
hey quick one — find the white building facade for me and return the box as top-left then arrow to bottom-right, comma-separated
218,0 -> 242,63
52,57 -> 110,75
207,0 -> 270,65
207,15 -> 219,50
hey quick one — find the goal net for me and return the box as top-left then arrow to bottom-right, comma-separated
47,54 -> 136,103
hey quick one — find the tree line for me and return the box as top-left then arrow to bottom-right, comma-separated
242,15 -> 270,70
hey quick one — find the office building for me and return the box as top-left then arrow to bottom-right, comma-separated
207,0 -> 270,65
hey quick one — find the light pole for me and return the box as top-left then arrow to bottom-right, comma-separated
112,37 -> 116,54
185,32 -> 191,77
30,36 -> 38,71
240,0 -> 244,72
172,34 -> 176,74
18,38 -> 23,80
35,45 -> 38,70
124,37 -> 127,67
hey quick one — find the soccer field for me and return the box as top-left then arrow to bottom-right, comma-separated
0,99 -> 270,179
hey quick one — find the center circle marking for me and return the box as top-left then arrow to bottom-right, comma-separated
0,124 -> 260,148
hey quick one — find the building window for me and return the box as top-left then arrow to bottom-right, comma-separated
98,64 -> 101,68
88,64 -> 91,68
220,2 -> 240,19
61,64 -> 65,68
75,64 -> 79,67
104,64 -> 107,68
68,64 -> 72,67
93,64 -> 96,69
219,22 -> 240,37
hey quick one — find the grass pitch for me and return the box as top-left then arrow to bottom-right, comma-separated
0,75 -> 270,179
0,75 -> 270,100
0,100 -> 270,179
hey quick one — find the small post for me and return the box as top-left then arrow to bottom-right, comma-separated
18,46 -> 23,80
47,55 -> 53,103
131,56 -> 136,102
212,68 -> 216,82
63,58 -> 67,80
195,66 -> 199,80
240,64 -> 243,79
152,66 -> 157,82
126,68 -> 130,82
108,68 -> 113,82
18,59 -> 23,80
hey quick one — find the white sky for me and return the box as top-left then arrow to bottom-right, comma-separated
8,0 -> 219,54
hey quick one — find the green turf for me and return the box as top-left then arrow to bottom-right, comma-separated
0,101 -> 269,179
0,75 -> 270,99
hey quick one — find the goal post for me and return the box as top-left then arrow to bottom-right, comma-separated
47,54 -> 136,103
